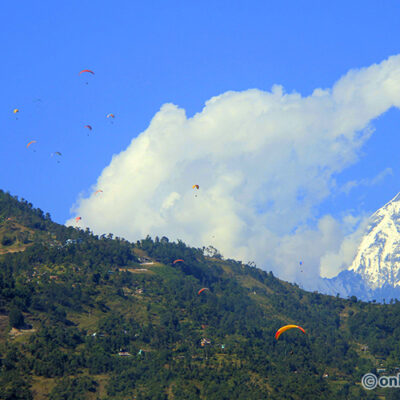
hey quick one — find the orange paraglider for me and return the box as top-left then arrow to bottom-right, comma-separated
275,325 -> 306,340
94,190 -> 103,195
75,217 -> 82,223
26,140 -> 37,149
173,259 -> 184,264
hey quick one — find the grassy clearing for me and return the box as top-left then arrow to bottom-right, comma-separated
31,376 -> 56,400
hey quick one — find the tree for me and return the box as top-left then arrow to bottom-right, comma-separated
2,235 -> 15,246
9,307 -> 24,329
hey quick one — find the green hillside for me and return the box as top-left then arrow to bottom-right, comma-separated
0,189 -> 399,399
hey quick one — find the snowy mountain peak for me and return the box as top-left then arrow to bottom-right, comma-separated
349,192 -> 400,290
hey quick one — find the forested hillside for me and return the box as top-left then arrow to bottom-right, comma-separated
1,189 -> 399,399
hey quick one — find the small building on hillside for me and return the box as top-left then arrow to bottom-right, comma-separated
118,351 -> 132,357
377,368 -> 386,374
138,256 -> 152,263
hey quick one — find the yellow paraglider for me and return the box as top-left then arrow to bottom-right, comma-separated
13,109 -> 19,114
275,325 -> 306,340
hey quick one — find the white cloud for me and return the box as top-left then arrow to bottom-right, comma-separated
318,214 -> 370,279
67,54 -> 400,287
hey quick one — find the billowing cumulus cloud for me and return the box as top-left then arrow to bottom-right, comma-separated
67,55 -> 400,287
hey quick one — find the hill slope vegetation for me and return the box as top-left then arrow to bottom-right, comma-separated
0,189 -> 399,399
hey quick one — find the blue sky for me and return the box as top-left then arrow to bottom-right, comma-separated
2,1 -> 400,282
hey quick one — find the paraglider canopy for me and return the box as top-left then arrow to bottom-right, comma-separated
26,140 -> 37,148
51,152 -> 62,163
79,69 -> 94,75
94,190 -> 103,195
75,216 -> 82,223
275,325 -> 306,340
192,184 -> 199,190
13,109 -> 19,114
198,288 -> 209,295
84,125 -> 92,130
106,113 -> 115,118
173,259 -> 184,264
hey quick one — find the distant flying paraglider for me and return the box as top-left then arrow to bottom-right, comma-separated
51,152 -> 62,163
84,125 -> 92,135
94,190 -> 103,195
198,288 -> 209,295
79,69 -> 94,84
13,109 -> 19,114
173,259 -> 184,264
106,113 -> 115,124
75,217 -> 82,223
275,325 -> 306,340
192,185 -> 199,190
26,140 -> 37,149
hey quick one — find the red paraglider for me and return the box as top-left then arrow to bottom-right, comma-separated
173,259 -> 184,264
198,288 -> 209,295
79,69 -> 95,75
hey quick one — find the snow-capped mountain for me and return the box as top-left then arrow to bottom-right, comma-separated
319,192 -> 400,302
349,192 -> 400,289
